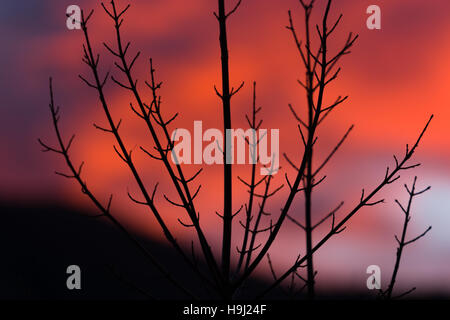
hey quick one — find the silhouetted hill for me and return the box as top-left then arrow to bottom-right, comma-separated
0,201 -> 238,299
0,201 -> 282,300
0,201 -> 447,300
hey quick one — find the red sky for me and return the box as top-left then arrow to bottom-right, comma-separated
1,0 -> 450,294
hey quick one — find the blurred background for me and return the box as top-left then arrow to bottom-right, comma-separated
0,0 -> 449,298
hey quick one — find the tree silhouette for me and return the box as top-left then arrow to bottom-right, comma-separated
284,0 -> 357,299
39,0 -> 432,300
379,177 -> 432,299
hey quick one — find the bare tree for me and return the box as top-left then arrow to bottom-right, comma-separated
378,177 -> 432,299
284,0 -> 357,299
40,0 -> 432,299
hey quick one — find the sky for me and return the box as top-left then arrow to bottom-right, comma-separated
1,0 -> 450,296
